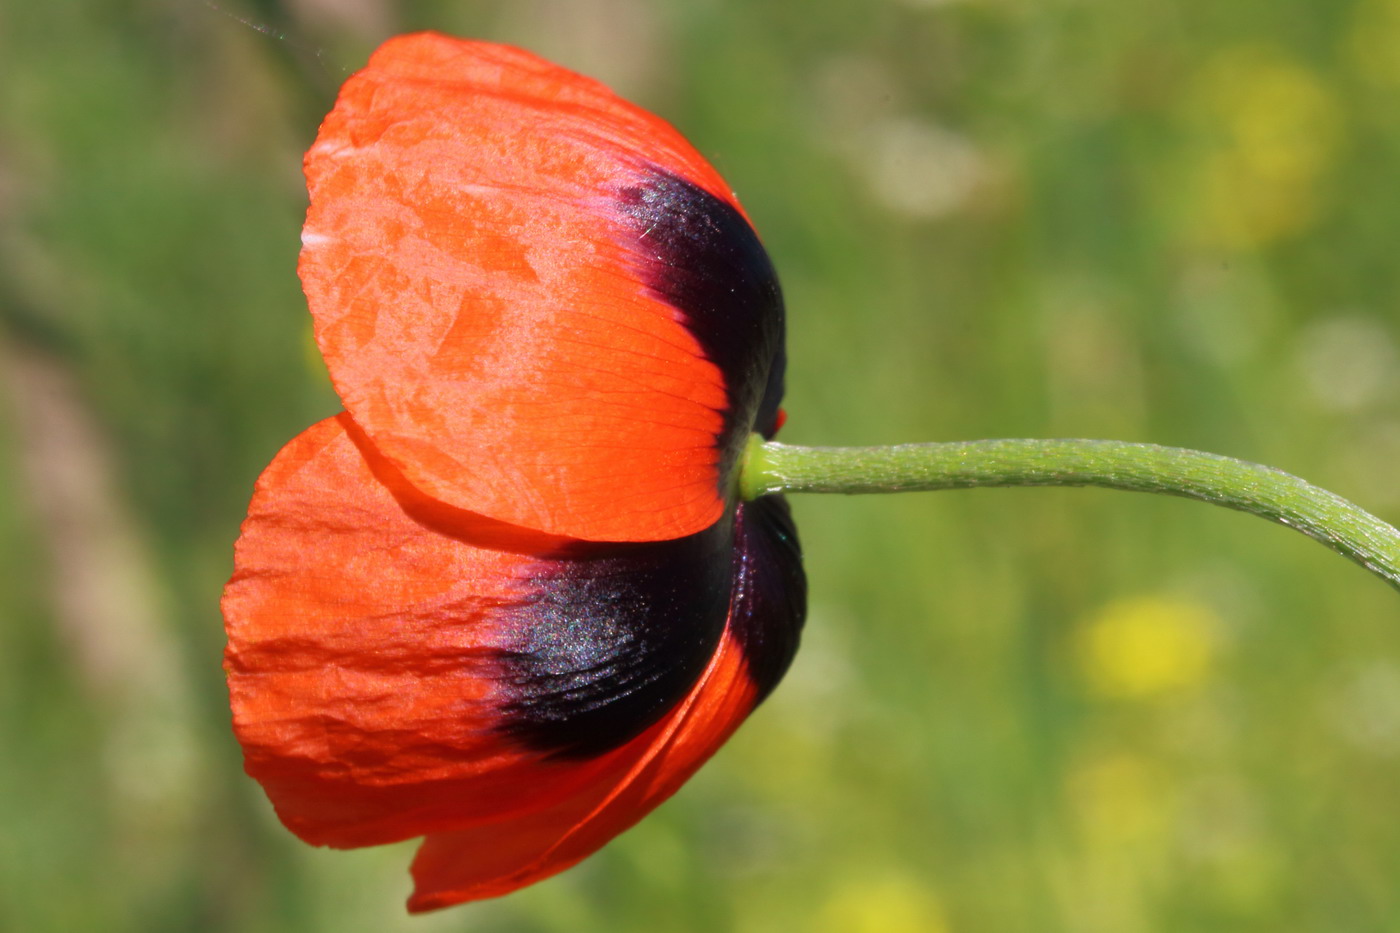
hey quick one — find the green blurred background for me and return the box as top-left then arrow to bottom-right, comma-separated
4,0 -> 1400,929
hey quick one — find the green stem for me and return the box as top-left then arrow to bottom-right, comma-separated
740,436 -> 1400,592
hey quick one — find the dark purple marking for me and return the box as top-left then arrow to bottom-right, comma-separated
495,493 -> 805,759
613,167 -> 802,698
495,524 -> 732,758
728,495 -> 806,702
615,167 -> 788,455
492,167 -> 804,759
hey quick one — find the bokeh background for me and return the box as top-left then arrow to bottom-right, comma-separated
5,0 -> 1400,929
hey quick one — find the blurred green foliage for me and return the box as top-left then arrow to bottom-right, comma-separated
3,0 -> 1400,930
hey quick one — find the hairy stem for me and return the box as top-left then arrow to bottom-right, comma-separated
740,437 -> 1400,591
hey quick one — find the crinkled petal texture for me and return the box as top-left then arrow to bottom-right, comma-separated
301,33 -> 784,543
224,415 -> 805,909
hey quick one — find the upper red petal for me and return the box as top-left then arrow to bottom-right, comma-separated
300,33 -> 749,542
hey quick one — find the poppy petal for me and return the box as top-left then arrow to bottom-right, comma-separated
406,630 -> 759,911
299,33 -> 784,542
223,413 -> 750,847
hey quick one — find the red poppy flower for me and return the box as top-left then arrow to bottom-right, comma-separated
222,33 -> 805,912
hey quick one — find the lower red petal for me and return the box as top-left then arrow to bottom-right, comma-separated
224,414 -> 601,845
224,413 -> 775,910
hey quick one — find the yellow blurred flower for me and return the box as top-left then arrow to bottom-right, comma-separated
817,873 -> 950,933
1076,596 -> 1218,699
1182,46 -> 1342,248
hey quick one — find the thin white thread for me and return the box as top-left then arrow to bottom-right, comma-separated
197,0 -> 347,77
